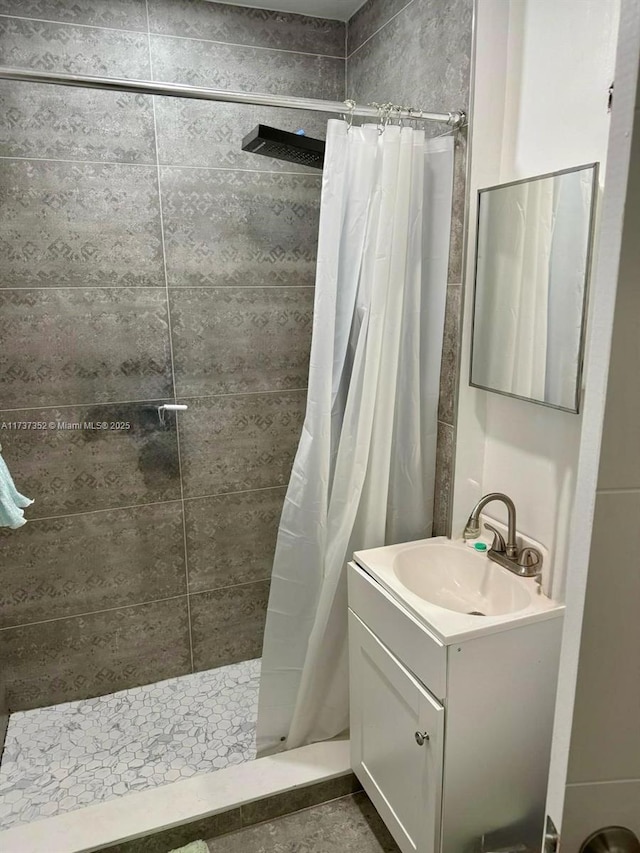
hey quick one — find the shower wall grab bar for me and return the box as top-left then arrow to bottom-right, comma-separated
0,67 -> 467,129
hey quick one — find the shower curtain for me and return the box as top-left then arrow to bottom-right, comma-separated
256,119 -> 454,754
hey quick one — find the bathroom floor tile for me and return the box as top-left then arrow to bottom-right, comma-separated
206,792 -> 400,852
0,659 -> 260,830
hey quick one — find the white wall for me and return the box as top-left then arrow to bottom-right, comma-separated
453,0 -> 620,601
455,0 -> 640,841
559,45 -> 640,847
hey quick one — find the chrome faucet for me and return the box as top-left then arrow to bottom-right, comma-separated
463,492 -> 542,578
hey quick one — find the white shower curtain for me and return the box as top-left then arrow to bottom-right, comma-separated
256,120 -> 454,755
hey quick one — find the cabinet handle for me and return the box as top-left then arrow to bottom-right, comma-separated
414,731 -> 430,746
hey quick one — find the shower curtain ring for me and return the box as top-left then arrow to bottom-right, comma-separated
376,102 -> 391,134
368,102 -> 383,135
342,98 -> 356,131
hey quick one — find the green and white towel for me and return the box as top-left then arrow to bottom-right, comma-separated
0,448 -> 33,529
168,842 -> 209,853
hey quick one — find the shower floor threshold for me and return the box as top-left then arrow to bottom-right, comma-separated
0,658 -> 261,832
0,738 -> 351,853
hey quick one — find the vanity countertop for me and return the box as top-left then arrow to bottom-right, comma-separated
353,536 -> 564,643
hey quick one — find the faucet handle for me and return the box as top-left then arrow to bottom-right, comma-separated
517,547 -> 543,573
484,522 -> 507,554
484,523 -> 506,554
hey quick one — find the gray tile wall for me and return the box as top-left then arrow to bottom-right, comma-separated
0,0 -> 469,711
0,0 -> 344,711
347,0 -> 473,535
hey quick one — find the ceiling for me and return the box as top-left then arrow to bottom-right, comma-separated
216,0 -> 366,22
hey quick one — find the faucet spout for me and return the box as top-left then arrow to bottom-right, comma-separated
463,492 -> 518,559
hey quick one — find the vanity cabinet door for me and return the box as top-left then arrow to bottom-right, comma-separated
349,610 -> 444,853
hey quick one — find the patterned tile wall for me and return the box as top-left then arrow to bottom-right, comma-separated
346,0 -> 473,535
0,161 -> 165,289
0,0 -> 344,711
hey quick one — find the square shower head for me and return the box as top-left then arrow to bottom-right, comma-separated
241,125 -> 325,169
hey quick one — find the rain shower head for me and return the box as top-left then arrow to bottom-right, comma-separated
241,125 -> 325,169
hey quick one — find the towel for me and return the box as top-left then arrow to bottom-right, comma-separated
168,842 -> 209,853
0,447 -> 33,529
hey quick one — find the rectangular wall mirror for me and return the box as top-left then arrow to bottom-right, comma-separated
470,163 -> 598,413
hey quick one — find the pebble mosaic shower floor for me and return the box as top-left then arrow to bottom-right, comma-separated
0,658 -> 260,831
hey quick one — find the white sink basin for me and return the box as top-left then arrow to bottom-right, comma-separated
353,536 -> 563,642
393,543 -> 531,616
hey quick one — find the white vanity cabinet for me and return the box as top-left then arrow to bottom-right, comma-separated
348,561 -> 563,853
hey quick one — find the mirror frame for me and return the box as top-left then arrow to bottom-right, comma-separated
469,162 -> 599,414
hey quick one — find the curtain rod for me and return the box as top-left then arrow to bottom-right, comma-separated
0,67 -> 467,129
